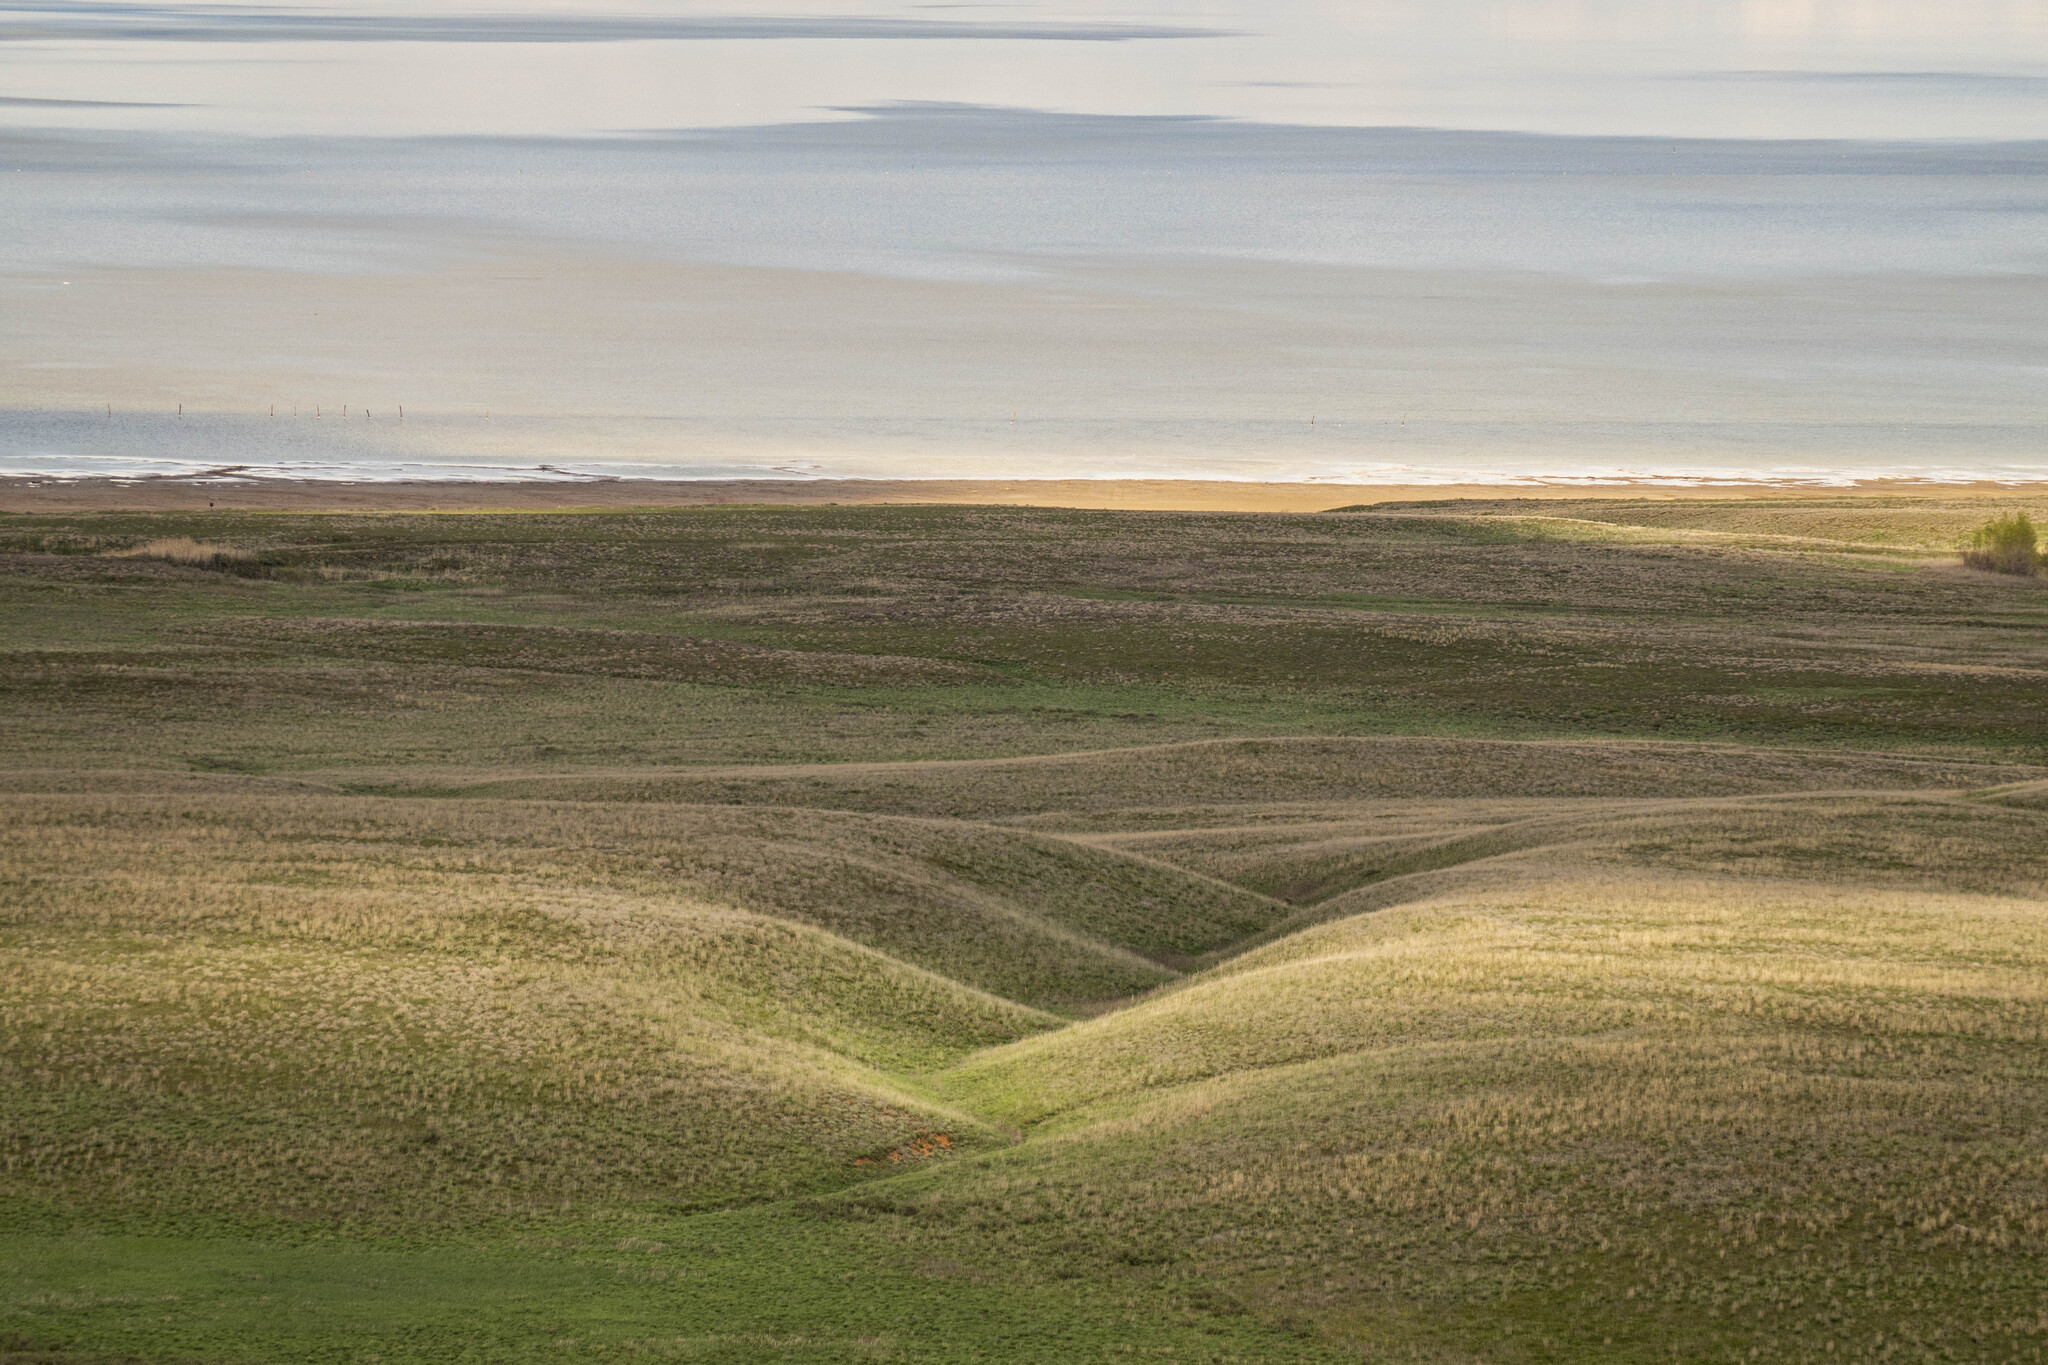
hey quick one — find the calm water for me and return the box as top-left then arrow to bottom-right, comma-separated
4,1 -> 2047,483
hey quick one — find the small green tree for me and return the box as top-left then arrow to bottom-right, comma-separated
1962,512 -> 2041,576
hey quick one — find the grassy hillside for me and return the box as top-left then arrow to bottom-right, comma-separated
1,495 -> 2045,1363
0,792 -> 1276,1015
1,794 -> 1056,1232
918,864 -> 2047,1361
910,792 -> 2048,1360
387,735 -> 2042,824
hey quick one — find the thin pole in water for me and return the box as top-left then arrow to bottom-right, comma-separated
399,405 -> 403,424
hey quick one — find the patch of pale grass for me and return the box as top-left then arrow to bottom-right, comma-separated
106,536 -> 250,565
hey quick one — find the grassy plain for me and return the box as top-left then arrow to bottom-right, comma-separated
2,492 -> 2045,1363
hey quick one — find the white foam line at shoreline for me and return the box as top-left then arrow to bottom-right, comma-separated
6,445 -> 2045,489
8,469 -> 2048,490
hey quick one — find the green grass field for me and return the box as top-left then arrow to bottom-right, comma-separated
3,495 -> 2045,1363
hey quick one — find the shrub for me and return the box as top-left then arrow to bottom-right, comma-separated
1961,513 -> 2040,575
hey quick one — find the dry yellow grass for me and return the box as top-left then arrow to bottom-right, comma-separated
103,536 -> 249,565
1385,494 -> 2048,554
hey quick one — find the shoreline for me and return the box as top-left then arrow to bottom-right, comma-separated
6,476 -> 2048,515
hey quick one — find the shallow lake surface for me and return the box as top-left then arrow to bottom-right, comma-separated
3,1 -> 2046,484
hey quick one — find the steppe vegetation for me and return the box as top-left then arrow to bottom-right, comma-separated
1962,513 -> 2040,576
2,493 -> 2045,1362
104,536 -> 253,567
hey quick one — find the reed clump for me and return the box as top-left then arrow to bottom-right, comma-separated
1961,513 -> 2040,575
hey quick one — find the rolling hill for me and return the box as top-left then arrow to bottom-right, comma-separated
2,496 -> 2045,1362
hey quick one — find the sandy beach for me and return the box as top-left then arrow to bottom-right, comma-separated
7,476 -> 2048,515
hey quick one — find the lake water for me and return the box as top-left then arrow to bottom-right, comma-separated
4,1 -> 2047,484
